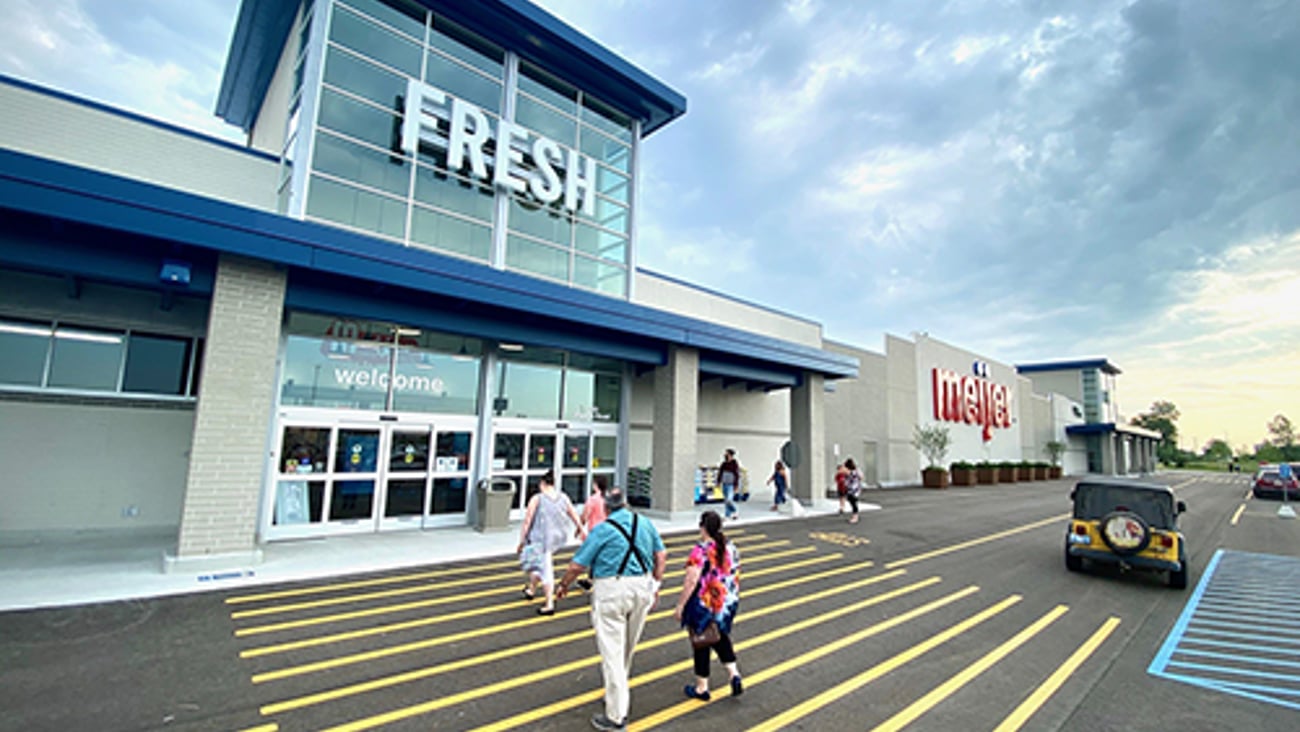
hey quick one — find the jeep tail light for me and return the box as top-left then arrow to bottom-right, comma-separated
1074,524 -> 1087,536
1155,534 -> 1174,549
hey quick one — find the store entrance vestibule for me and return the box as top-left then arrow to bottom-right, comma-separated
267,410 -> 475,540
490,420 -> 619,519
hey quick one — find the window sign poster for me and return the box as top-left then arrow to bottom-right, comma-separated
276,481 -> 310,525
436,457 -> 459,472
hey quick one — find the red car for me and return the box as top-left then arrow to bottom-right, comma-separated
1252,465 -> 1300,500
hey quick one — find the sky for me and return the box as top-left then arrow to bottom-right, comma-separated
1,0 -> 1297,453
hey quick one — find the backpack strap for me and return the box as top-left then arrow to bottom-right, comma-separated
607,514 -> 650,576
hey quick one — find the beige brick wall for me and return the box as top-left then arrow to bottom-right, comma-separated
176,255 -> 285,556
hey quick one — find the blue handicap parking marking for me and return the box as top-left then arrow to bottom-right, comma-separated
1149,549 -> 1300,711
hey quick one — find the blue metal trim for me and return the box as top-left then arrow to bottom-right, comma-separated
216,0 -> 687,135
1,74 -> 274,163
215,0 -> 299,133
698,356 -> 799,388
638,267 -> 822,327
1016,358 -> 1121,375
0,148 -> 857,379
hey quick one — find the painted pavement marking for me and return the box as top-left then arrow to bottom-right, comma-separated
1149,549 -> 1300,711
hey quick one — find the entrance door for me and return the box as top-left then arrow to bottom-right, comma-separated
491,422 -> 619,519
379,424 -> 433,532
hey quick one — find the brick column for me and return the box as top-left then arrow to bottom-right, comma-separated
649,345 -> 698,518
165,254 -> 285,572
790,372 -> 825,504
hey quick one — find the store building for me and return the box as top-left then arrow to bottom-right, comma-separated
0,0 -> 1157,575
0,0 -> 855,572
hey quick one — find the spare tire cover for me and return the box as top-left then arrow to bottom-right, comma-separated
1100,511 -> 1150,555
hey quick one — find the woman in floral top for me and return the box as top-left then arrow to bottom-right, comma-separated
673,510 -> 743,701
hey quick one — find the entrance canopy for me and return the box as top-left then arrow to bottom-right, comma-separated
0,149 -> 857,390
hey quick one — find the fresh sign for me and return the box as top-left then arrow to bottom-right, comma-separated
400,79 -> 597,216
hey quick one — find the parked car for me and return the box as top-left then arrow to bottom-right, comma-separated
1065,478 -> 1188,589
1252,465 -> 1300,500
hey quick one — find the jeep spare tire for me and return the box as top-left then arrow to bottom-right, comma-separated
1100,511 -> 1150,555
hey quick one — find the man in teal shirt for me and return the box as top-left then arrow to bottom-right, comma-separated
556,486 -> 667,731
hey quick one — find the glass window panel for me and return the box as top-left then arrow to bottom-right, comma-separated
579,127 -> 630,173
523,473 -> 543,506
597,166 -> 629,202
329,5 -> 420,78
391,348 -> 481,415
336,429 -> 381,473
494,360 -> 561,419
585,197 -> 630,236
341,0 -> 425,40
436,431 -> 473,471
123,333 -> 191,396
388,430 -> 429,471
425,51 -> 501,113
564,370 -> 621,422
506,235 -> 570,283
189,338 -> 204,397
508,197 -> 571,246
563,434 -> 589,468
323,46 -> 406,110
518,62 -> 577,114
429,16 -> 503,77
575,221 -> 628,257
47,326 -> 124,391
567,353 -> 622,374
573,256 -> 628,298
581,96 -> 633,142
515,94 -> 577,146
330,479 -> 375,520
280,426 -> 331,474
410,205 -> 493,262
280,333 -> 390,410
307,175 -> 407,240
384,478 -> 426,517
431,477 -> 468,513
593,436 -> 617,469
494,432 -> 524,470
274,480 -> 325,524
0,319 -> 51,386
529,434 -> 555,469
413,164 -> 494,223
313,125 -> 409,196
560,474 -> 585,505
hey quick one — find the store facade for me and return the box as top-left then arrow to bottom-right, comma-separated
0,0 -> 855,571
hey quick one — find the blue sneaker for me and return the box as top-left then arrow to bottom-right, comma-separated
684,685 -> 711,702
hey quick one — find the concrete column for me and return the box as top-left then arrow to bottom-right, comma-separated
166,254 -> 285,572
1100,434 -> 1116,475
790,372 -> 825,504
650,346 -> 698,517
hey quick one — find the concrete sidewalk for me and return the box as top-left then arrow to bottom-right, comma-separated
0,497 -> 877,612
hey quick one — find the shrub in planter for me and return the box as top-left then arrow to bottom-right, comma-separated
1033,462 -> 1050,480
950,461 -> 977,486
1045,441 -> 1066,479
997,461 -> 1019,482
976,460 -> 998,484
922,466 -> 950,488
1015,460 -> 1034,481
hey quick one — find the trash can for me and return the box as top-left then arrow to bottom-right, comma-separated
474,477 -> 516,533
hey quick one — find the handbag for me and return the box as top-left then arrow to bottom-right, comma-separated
519,543 -> 543,574
689,621 -> 721,649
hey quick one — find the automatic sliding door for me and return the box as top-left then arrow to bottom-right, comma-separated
380,426 -> 432,531
427,425 -> 473,527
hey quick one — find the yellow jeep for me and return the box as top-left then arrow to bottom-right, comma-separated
1065,479 -> 1188,589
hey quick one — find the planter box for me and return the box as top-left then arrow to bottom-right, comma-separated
922,469 -> 950,489
951,469 -> 977,486
1033,466 -> 1049,480
998,466 -> 1018,482
1016,467 -> 1033,481
1048,466 -> 1063,479
976,467 -> 998,484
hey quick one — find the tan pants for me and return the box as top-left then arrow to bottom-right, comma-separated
590,575 -> 657,723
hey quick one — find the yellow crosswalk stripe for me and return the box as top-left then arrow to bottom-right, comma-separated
992,616 -> 1120,732
471,575 -> 942,732
737,594 -> 1023,732
868,605 -> 1069,732
250,550 -> 846,684
265,567 -> 916,727
225,530 -> 744,605
885,515 -> 1066,568
235,543 -> 811,638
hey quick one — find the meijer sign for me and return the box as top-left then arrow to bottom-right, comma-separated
932,367 -> 1012,436
401,79 -> 597,216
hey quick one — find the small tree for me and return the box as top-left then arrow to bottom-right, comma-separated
912,424 -> 951,471
1044,440 -> 1066,467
